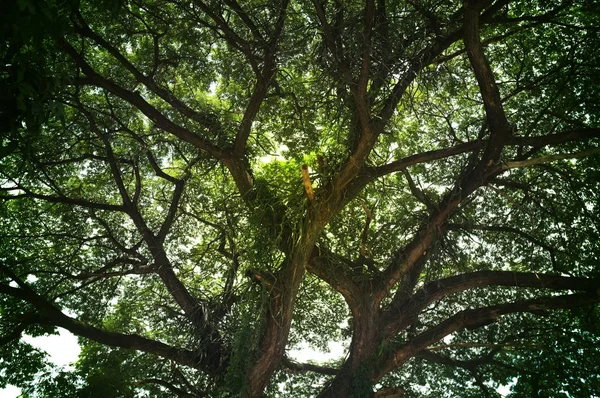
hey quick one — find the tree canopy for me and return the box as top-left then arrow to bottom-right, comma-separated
1,0 -> 600,396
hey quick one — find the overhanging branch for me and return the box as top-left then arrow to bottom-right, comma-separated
382,271 -> 598,336
377,292 -> 600,379
369,128 -> 600,180
72,10 -> 224,138
502,147 -> 600,169
58,37 -> 223,159
464,0 -> 511,166
0,282 -> 200,369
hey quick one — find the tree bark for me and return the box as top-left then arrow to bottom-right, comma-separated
318,298 -> 382,398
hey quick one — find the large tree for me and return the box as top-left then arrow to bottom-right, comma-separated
1,0 -> 600,396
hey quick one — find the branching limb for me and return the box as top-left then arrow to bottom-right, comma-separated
73,261 -> 154,281
357,0 -> 375,97
221,0 -> 266,44
90,214 -> 145,261
188,0 -> 289,161
157,177 -> 187,243
58,37 -> 222,158
0,166 -> 124,211
0,264 -> 200,369
447,222 -> 562,267
370,140 -> 487,178
407,0 -> 442,33
232,0 -> 290,156
488,2 -> 571,25
434,21 -> 541,65
98,129 -> 135,212
71,10 -> 224,137
384,243 -> 438,315
376,292 -> 600,379
372,126 -> 599,304
418,349 -> 500,370
76,114 -> 225,362
370,128 -> 600,180
464,0 -> 511,166
382,271 -> 598,337
0,189 -> 124,212
359,126 -> 599,303
402,169 -> 434,210
307,246 -> 364,304
311,0 -> 352,79
376,17 -> 466,129
0,313 -> 38,346
502,147 -> 600,170
243,250 -> 309,397
191,0 -> 261,73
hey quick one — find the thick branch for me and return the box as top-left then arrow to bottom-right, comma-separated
402,169 -> 434,209
370,128 -> 600,180
511,128 -> 600,147
244,263 -> 306,396
383,271 -> 598,339
82,126 -> 225,367
72,11 -> 224,137
222,0 -> 265,44
377,292 -> 600,379
157,178 -> 187,243
0,190 -> 124,212
243,223 -> 321,396
418,350 -> 497,386
464,0 -> 511,166
192,0 -> 260,72
99,131 -> 135,210
59,37 -> 223,159
502,147 -> 600,170
376,21 -> 465,129
374,189 -> 462,304
0,282 -> 199,368
371,125 -> 599,304
446,223 -> 560,260
307,246 -> 364,303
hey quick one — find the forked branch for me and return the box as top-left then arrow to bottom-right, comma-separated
376,292 -> 600,379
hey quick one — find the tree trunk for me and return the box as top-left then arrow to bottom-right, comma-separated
243,223 -> 320,396
318,300 -> 381,397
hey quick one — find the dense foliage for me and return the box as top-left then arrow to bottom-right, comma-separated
1,0 -> 600,396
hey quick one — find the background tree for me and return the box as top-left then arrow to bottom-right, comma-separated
1,0 -> 599,396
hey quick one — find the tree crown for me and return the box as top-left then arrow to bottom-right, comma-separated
1,0 -> 599,396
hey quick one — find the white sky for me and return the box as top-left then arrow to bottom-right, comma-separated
288,341 -> 347,363
1,329 -> 80,398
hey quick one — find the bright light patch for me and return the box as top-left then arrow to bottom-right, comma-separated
22,328 -> 81,367
288,341 -> 346,363
1,329 -> 81,397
